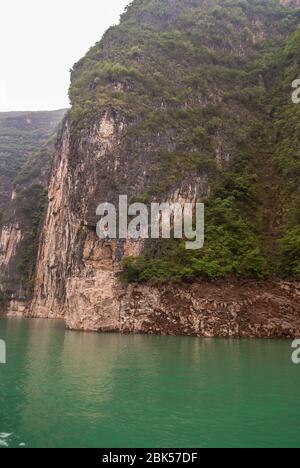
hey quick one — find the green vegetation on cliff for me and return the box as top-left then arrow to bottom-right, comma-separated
0,113 -> 66,302
68,0 -> 300,283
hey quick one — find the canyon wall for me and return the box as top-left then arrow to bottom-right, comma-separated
0,111 -> 66,313
29,109 -> 209,322
28,109 -> 300,338
3,0 -> 300,338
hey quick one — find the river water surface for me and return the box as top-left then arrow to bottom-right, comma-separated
0,317 -> 299,448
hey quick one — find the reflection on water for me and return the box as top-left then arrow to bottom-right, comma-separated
0,318 -> 299,448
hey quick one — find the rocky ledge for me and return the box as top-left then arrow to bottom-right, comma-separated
65,280 -> 300,339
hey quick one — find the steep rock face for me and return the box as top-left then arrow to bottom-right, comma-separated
66,280 -> 300,339
0,110 -> 66,218
0,224 -> 22,268
29,116 -> 300,338
27,0 -> 300,336
0,112 -> 66,313
30,108 -> 208,319
30,123 -> 74,318
0,223 -> 25,313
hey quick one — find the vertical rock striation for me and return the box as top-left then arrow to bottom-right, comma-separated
30,107 -> 208,325
0,110 -> 66,313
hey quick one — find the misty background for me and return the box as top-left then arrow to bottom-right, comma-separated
0,0 -> 129,111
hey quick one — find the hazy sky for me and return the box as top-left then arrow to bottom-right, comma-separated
0,0 -> 129,111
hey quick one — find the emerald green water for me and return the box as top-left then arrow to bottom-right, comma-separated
0,317 -> 300,448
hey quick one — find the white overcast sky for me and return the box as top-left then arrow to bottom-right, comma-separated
0,0 -> 129,111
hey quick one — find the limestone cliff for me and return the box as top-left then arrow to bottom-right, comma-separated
0,224 -> 24,314
28,111 -> 300,338
29,108 -> 208,321
25,0 -> 300,337
0,112 -> 66,313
